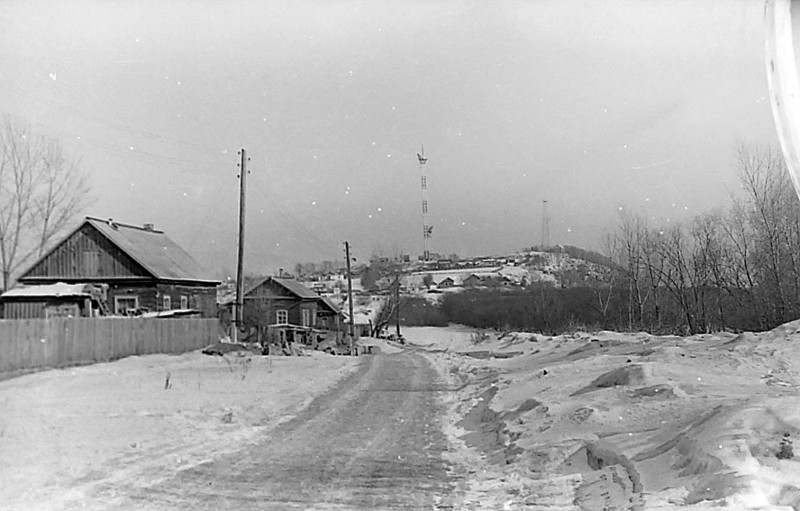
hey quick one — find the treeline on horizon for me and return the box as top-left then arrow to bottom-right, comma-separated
401,145 -> 800,335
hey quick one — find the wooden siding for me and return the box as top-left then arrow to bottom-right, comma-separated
241,296 -> 317,327
2,300 -> 91,319
108,286 -> 157,314
22,224 -> 150,281
156,284 -> 217,317
3,302 -> 46,319
0,317 -> 220,374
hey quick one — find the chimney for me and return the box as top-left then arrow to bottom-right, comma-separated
143,223 -> 155,231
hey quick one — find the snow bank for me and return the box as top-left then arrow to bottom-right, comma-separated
412,324 -> 800,510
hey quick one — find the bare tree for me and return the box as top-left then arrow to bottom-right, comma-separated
0,119 -> 90,290
736,144 -> 794,324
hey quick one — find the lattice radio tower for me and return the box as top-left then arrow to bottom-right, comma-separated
417,146 -> 432,261
541,199 -> 550,248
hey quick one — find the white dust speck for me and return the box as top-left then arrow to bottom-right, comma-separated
377,207 -> 382,212
311,201 -> 316,206
129,146 -> 134,151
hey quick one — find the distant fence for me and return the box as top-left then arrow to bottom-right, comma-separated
0,317 -> 221,375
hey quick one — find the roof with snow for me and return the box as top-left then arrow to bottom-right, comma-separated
1,282 -> 94,299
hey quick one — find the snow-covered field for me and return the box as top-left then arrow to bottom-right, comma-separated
0,350 -> 359,511
404,324 -> 800,510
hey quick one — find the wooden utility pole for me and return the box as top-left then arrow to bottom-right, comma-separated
394,273 -> 401,339
233,148 -> 248,343
344,241 -> 355,355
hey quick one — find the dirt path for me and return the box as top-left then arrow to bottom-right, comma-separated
86,351 -> 461,510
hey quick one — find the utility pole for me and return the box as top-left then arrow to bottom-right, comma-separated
394,272 -> 401,339
233,148 -> 248,343
344,241 -> 355,355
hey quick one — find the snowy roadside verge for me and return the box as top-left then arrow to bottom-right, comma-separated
0,349 -> 360,511
408,324 -> 800,511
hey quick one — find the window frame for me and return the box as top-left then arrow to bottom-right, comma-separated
114,295 -> 139,315
276,309 -> 289,325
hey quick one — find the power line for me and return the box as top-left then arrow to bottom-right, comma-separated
0,110 -> 228,174
0,84 -> 231,158
246,172 -> 338,257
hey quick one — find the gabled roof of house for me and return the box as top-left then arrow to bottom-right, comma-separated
245,276 -> 320,300
318,296 -> 342,315
86,217 -> 218,284
23,216 -> 219,285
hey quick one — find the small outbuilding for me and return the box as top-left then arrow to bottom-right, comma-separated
0,282 -> 106,319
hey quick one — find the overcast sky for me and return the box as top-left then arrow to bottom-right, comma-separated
0,0 -> 777,277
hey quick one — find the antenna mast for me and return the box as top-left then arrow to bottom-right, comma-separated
541,199 -> 550,248
417,146 -> 432,261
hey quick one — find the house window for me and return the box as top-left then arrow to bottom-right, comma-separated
276,309 -> 288,324
302,309 -> 311,327
180,295 -> 188,309
114,295 -> 138,315
83,250 -> 100,275
163,295 -> 171,311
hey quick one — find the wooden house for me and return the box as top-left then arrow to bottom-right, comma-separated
238,277 -> 344,329
15,216 -> 220,317
463,272 -> 509,288
226,277 -> 344,348
436,276 -> 456,288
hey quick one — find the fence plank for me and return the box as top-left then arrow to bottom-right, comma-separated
0,317 -> 219,374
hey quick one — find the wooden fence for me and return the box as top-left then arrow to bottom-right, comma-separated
0,317 -> 221,375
